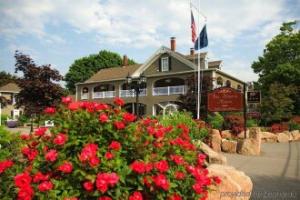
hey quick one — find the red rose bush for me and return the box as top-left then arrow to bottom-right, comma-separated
0,97 -> 220,199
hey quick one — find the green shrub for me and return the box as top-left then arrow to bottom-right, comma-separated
207,113 -> 224,130
289,121 -> 300,131
159,112 -> 208,140
1,114 -> 10,125
246,119 -> 258,127
18,114 -> 30,125
0,99 -> 221,199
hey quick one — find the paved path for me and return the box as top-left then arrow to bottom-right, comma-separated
224,142 -> 300,200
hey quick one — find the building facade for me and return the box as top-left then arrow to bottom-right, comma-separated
0,82 -> 22,118
76,38 -> 245,116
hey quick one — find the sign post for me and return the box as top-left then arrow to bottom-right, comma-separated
243,83 -> 247,139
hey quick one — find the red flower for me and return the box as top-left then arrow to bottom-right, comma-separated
79,143 -> 98,161
34,127 -> 47,137
17,186 -> 34,200
213,176 -> 222,185
152,174 -> 169,191
33,172 -> 49,183
168,193 -> 182,200
174,171 -> 185,180
129,191 -> 143,200
99,113 -> 109,123
96,103 -> 109,111
113,97 -> 125,106
83,181 -> 94,192
14,172 -> 32,188
113,121 -> 125,130
89,156 -> 100,167
130,161 -> 152,174
44,107 -> 56,115
197,154 -> 207,165
45,149 -> 58,162
21,147 -> 38,161
109,141 -> 121,151
38,181 -> 53,192
0,160 -> 14,174
192,182 -> 204,194
105,152 -> 114,160
68,102 -> 80,111
62,96 -> 72,104
98,197 -> 112,200
170,155 -> 185,165
57,161 -> 73,173
53,133 -> 68,145
20,133 -> 31,140
96,172 -> 119,193
122,112 -> 136,122
64,198 -> 78,200
154,160 -> 169,173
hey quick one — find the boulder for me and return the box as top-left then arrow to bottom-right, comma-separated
260,132 -> 278,143
237,128 -> 261,156
237,130 -> 250,139
210,129 -> 222,152
207,164 -> 253,200
221,139 -> 237,153
194,140 -> 227,165
277,132 -> 290,143
291,130 -> 300,141
221,130 -> 232,139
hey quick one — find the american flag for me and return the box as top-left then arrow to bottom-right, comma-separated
191,10 -> 196,43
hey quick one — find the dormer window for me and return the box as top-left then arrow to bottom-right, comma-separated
161,57 -> 169,72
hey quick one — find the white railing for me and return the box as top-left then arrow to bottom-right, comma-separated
119,89 -> 147,97
153,85 -> 186,96
93,91 -> 116,99
81,93 -> 89,100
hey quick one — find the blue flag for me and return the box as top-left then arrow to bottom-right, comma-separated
194,25 -> 208,50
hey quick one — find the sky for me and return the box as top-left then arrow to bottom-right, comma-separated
0,0 -> 299,86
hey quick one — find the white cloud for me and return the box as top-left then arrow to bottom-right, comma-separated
0,0 -> 290,47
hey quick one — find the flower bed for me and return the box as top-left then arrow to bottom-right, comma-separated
0,97 -> 220,200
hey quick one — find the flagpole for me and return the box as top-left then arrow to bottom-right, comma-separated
197,0 -> 200,120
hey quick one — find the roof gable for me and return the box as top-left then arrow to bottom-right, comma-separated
0,82 -> 20,93
132,46 -> 197,77
84,64 -> 141,83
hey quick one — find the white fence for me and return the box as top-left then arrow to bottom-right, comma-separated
153,85 -> 185,96
119,89 -> 147,97
92,91 -> 116,99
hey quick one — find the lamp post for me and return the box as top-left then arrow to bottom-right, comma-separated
126,73 -> 146,118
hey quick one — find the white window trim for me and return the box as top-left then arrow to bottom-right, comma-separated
161,57 -> 169,72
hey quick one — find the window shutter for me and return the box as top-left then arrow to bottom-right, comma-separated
159,58 -> 162,72
168,57 -> 172,71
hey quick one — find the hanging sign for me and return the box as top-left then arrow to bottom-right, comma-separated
247,91 -> 261,103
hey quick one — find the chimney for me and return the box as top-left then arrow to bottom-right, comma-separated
190,48 -> 195,56
123,55 -> 128,66
170,37 -> 176,51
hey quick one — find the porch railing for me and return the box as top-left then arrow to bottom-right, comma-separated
153,85 -> 185,96
92,91 -> 116,99
81,93 -> 89,100
119,89 -> 147,97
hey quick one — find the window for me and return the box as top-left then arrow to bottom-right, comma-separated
161,57 -> 169,72
225,80 -> 231,87
81,87 -> 89,100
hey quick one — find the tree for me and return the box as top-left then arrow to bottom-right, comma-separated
261,83 -> 296,123
0,71 -> 17,87
14,51 -> 65,119
65,50 -> 136,93
251,21 -> 300,119
178,74 -> 213,119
